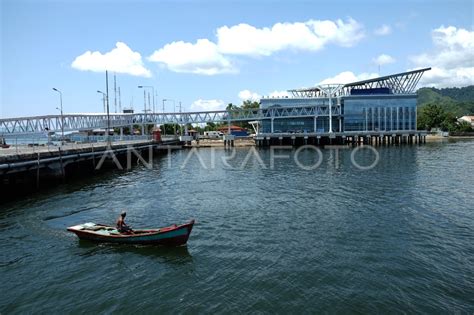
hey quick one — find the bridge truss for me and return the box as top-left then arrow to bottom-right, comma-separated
0,104 -> 341,135
1,68 -> 430,135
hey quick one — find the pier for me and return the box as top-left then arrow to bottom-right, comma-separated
255,131 -> 427,146
0,138 -> 181,194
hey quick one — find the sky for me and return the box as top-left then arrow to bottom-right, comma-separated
1,0 -> 473,118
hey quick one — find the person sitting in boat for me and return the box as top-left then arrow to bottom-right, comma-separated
116,211 -> 133,234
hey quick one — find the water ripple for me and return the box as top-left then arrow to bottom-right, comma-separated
1,141 -> 473,313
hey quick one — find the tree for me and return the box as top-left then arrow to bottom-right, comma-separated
440,112 -> 458,132
457,120 -> 473,132
242,100 -> 259,109
417,103 -> 446,131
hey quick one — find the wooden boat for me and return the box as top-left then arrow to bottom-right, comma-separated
67,220 -> 195,246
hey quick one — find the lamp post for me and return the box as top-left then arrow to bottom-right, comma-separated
97,90 -> 107,113
97,87 -> 110,144
52,88 -> 64,142
138,85 -> 155,135
138,85 -> 155,113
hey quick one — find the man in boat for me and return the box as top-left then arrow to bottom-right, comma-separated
116,211 -> 133,234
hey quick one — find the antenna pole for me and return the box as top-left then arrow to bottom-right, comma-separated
114,73 -> 117,113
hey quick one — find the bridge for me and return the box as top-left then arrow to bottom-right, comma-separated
0,67 -> 430,136
0,105 -> 340,135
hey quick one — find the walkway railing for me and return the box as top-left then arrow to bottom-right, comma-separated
0,105 -> 341,135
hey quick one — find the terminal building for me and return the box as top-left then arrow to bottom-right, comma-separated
256,68 -> 430,145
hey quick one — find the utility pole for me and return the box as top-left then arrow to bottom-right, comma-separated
106,70 -> 111,144
148,92 -> 151,113
118,87 -> 122,113
52,88 -> 64,143
114,73 -> 117,113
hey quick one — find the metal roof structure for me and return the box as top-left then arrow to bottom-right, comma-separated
288,67 -> 431,98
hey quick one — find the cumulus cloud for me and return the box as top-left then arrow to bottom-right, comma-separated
418,66 -> 474,88
374,24 -> 391,36
217,18 -> 364,57
148,18 -> 364,75
269,90 -> 289,98
373,54 -> 396,65
148,39 -> 235,75
411,26 -> 474,87
238,90 -> 261,101
71,42 -> 151,77
189,99 -> 226,111
319,71 -> 379,84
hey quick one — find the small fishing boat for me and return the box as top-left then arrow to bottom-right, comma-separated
67,220 -> 195,246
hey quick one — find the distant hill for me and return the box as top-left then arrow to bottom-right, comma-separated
417,86 -> 474,116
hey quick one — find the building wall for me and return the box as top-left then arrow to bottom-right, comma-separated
259,94 -> 417,133
343,95 -> 417,132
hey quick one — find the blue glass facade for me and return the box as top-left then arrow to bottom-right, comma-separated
260,94 -> 417,133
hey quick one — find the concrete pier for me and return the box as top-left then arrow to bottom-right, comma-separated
255,131 -> 427,147
0,139 -> 182,196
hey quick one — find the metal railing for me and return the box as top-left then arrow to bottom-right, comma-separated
0,105 -> 342,135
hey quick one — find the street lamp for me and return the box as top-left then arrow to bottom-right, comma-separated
138,85 -> 155,113
97,90 -> 106,112
97,89 -> 110,144
52,88 -> 64,142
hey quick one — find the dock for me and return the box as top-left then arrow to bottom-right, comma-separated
0,139 -> 181,195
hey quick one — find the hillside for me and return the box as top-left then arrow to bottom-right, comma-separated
417,86 -> 474,116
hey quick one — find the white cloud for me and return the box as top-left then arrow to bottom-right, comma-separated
148,39 -> 235,75
147,18 -> 364,75
217,18 -> 364,57
71,42 -> 151,77
238,90 -> 261,101
373,54 -> 396,65
417,66 -> 474,88
411,26 -> 474,87
374,24 -> 391,36
269,90 -> 289,98
189,99 -> 226,111
319,71 -> 379,84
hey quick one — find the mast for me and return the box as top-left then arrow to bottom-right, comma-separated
114,73 -> 117,113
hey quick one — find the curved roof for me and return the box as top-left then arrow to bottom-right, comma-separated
288,67 -> 431,97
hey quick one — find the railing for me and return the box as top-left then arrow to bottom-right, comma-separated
0,105 -> 342,135
0,135 -> 159,155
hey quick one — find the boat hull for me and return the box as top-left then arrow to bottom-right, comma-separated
67,220 -> 194,246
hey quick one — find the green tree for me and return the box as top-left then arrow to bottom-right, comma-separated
417,103 -> 446,131
242,100 -> 259,109
440,112 -> 458,132
457,120 -> 473,132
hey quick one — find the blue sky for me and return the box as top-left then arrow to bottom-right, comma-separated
1,0 -> 473,118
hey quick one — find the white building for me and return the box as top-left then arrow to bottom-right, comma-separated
458,116 -> 474,127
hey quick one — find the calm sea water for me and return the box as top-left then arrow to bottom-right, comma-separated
1,141 -> 473,313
